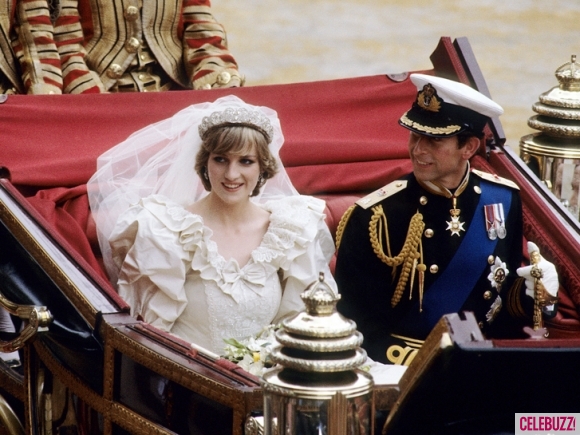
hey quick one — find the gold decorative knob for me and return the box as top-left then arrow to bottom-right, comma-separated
124,5 -> 139,20
216,71 -> 231,85
125,37 -> 141,53
107,64 -> 123,79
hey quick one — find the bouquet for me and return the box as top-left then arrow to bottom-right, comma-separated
222,325 -> 278,377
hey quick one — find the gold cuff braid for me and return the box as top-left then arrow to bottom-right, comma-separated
369,206 -> 424,307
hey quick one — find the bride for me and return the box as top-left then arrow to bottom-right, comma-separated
88,95 -> 338,355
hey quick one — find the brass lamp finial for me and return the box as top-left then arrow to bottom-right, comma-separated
555,54 -> 580,92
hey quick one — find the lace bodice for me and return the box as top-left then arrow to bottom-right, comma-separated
110,194 -> 338,355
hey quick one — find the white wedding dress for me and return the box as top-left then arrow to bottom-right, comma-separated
109,193 -> 338,355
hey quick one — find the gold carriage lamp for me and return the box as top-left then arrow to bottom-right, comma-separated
261,272 -> 374,435
520,55 -> 580,219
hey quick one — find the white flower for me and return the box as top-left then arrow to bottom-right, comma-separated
222,325 -> 279,377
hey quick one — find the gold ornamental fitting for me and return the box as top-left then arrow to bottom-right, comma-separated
519,54 -> 580,221
555,55 -> 580,92
260,273 -> 373,435
107,64 -> 123,79
216,71 -> 232,85
125,37 -> 141,54
525,55 -> 580,139
270,272 -> 367,372
124,5 -> 139,21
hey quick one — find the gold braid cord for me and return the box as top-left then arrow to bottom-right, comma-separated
335,204 -> 356,250
369,205 -> 424,307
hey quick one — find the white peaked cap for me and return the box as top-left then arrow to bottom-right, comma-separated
410,74 -> 504,118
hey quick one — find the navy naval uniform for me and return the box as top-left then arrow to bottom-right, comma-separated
335,168 -> 532,365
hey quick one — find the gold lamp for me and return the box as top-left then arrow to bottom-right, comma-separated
261,273 -> 374,435
520,55 -> 580,219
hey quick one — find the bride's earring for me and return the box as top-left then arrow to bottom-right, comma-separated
257,174 -> 265,187
203,167 -> 209,180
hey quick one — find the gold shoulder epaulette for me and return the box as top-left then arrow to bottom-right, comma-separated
356,180 -> 408,209
472,169 -> 520,190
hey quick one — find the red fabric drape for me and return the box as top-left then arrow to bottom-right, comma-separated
0,74 -> 416,192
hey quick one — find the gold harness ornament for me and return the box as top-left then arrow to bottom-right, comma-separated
369,205 -> 425,308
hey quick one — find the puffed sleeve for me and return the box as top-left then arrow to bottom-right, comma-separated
264,196 -> 338,323
109,195 -> 203,332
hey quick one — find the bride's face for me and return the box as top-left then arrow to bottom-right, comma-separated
207,142 -> 261,205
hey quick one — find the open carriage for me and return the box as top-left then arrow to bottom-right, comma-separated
1,37 -> 580,435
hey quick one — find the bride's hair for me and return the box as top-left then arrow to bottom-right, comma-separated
195,125 -> 280,196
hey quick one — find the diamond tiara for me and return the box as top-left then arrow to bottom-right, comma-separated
198,107 -> 274,143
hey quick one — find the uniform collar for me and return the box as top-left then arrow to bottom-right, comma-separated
416,161 -> 471,198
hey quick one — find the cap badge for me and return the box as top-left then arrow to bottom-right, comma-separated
417,84 -> 442,113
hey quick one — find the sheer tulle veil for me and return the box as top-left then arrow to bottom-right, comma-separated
87,95 -> 299,285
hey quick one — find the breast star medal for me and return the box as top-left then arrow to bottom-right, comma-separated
446,197 -> 465,236
487,256 -> 509,292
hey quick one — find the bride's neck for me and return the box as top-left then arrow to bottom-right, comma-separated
195,193 -> 257,225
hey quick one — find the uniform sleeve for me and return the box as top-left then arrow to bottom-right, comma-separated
109,202 -> 197,332
52,0 -> 105,94
273,197 -> 338,323
334,205 -> 396,362
182,0 -> 241,90
12,0 -> 62,94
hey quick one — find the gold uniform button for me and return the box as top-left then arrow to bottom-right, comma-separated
125,5 -> 139,20
483,290 -> 492,300
429,264 -> 438,274
488,255 -> 495,265
201,83 -> 212,90
424,229 -> 434,238
216,71 -> 231,85
125,37 -> 141,53
107,64 -> 123,79
474,186 -> 482,194
419,196 -> 428,205
478,321 -> 484,329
